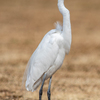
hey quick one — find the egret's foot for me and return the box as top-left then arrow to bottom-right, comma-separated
39,74 -> 46,100
47,76 -> 52,100
47,90 -> 51,100
39,89 -> 42,100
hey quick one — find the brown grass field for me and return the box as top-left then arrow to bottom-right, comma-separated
0,0 -> 100,100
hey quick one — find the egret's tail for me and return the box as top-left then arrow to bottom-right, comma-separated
25,76 -> 42,92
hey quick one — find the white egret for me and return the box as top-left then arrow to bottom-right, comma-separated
23,0 -> 71,100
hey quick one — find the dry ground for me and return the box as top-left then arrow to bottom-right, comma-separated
0,0 -> 100,100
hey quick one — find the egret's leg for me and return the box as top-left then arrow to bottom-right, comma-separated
47,76 -> 52,100
39,73 -> 46,100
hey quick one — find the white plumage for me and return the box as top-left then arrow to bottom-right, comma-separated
23,0 -> 72,93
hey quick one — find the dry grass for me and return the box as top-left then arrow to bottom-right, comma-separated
0,0 -> 100,100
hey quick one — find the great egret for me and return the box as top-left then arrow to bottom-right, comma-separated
23,0 -> 71,100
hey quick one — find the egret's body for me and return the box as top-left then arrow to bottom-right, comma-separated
23,0 -> 71,99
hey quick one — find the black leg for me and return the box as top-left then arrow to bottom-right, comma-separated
47,76 -> 52,100
39,73 -> 46,100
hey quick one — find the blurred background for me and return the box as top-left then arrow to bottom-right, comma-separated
0,0 -> 100,100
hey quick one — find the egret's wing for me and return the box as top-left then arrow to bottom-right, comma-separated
23,29 -> 60,91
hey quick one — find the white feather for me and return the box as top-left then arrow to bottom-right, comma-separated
55,21 -> 62,32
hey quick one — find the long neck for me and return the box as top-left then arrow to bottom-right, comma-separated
58,0 -> 71,54
58,0 -> 71,35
